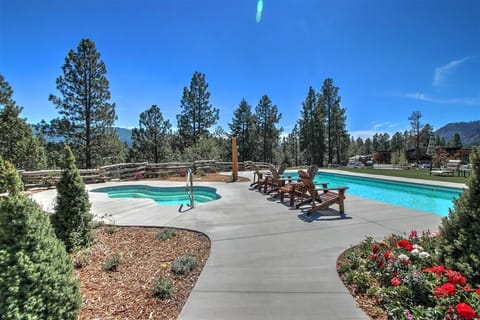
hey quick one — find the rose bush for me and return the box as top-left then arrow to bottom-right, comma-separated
338,230 -> 480,319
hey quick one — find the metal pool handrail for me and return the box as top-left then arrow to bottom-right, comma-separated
186,168 -> 194,208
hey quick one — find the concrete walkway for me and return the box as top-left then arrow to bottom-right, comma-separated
32,171 -> 448,320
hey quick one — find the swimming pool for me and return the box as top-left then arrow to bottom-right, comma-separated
286,172 -> 464,216
91,185 -> 221,205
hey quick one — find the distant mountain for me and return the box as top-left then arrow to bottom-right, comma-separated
434,120 -> 480,146
114,127 -> 132,147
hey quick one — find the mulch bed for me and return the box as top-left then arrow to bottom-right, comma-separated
76,227 -> 210,320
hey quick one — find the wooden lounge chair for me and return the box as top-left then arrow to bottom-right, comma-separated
431,159 -> 461,176
298,173 -> 348,216
249,162 -> 269,188
263,163 -> 287,194
279,165 -> 322,206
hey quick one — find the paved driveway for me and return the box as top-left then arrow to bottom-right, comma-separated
32,172 -> 445,319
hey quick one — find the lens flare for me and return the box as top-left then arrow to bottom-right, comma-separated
256,0 -> 263,23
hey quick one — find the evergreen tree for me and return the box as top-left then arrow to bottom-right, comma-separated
0,169 -> 81,319
408,111 -> 422,163
321,78 -> 348,165
49,38 -> 119,168
131,105 -> 172,163
51,145 -> 92,252
0,155 -> 6,193
450,133 -> 463,148
0,74 -> 46,170
229,99 -> 255,162
436,147 -> 480,284
253,95 -> 282,163
176,71 -> 219,147
298,86 -> 326,166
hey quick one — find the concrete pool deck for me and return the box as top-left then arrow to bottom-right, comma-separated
31,171 -> 460,320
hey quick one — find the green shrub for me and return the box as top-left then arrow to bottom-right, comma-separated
73,249 -> 90,269
171,255 -> 196,275
436,147 -> 480,285
151,277 -> 176,299
51,145 -> 92,252
104,225 -> 118,234
156,228 -> 176,241
104,254 -> 121,272
0,195 -> 81,319
0,156 -> 23,195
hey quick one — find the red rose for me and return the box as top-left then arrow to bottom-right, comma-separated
476,288 -> 480,295
446,270 -> 467,286
434,283 -> 456,298
423,265 -> 446,276
456,302 -> 476,319
391,277 -> 402,286
397,239 -> 414,251
372,244 -> 379,254
384,250 -> 390,259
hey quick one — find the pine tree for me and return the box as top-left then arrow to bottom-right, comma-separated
436,147 -> 480,284
176,71 -> 219,148
49,38 -> 119,168
321,78 -> 348,165
0,74 -> 46,170
229,99 -> 255,162
131,105 -> 172,163
253,95 -> 282,163
408,111 -> 422,163
51,145 -> 92,252
0,170 -> 81,319
0,155 -> 6,193
298,86 -> 326,166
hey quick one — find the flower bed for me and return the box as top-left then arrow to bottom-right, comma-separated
337,230 -> 480,319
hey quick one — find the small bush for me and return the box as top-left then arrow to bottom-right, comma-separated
104,254 -> 121,272
73,249 -> 90,269
151,277 -> 176,300
104,225 -> 118,234
156,228 -> 176,241
171,255 -> 196,276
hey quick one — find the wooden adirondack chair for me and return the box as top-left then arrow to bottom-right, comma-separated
298,173 -> 348,216
279,165 -> 322,206
264,163 -> 287,194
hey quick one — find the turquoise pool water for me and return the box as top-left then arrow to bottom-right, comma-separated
91,185 -> 221,205
287,172 -> 464,216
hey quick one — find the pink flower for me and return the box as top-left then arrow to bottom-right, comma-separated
456,302 -> 476,319
408,230 -> 418,240
391,277 -> 402,286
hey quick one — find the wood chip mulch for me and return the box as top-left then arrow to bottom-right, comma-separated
75,227 -> 210,320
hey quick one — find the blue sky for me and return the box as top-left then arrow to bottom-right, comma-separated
1,0 -> 479,139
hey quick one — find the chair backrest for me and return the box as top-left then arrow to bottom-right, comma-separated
251,162 -> 261,174
278,163 -> 287,176
298,171 -> 319,200
307,165 -> 318,178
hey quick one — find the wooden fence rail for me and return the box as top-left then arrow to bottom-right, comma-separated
20,160 -> 263,188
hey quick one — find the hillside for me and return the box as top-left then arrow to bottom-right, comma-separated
434,120 -> 480,146
114,127 -> 132,147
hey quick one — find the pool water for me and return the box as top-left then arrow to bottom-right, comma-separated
287,172 -> 464,216
91,185 -> 221,205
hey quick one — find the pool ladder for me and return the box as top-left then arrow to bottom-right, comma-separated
186,168 -> 194,208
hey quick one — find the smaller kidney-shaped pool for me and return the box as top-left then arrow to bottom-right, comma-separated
91,185 -> 221,205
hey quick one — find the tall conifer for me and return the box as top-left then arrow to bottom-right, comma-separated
51,145 -> 92,252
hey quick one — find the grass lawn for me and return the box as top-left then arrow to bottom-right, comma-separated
329,167 -> 468,184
